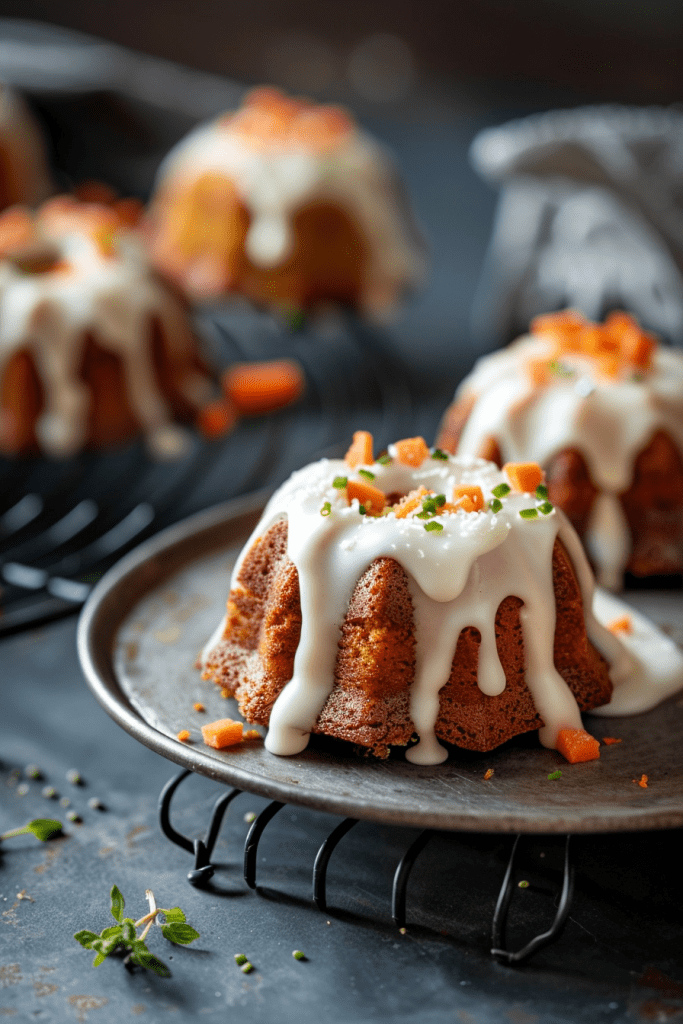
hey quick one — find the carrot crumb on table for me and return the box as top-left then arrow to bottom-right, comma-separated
177,730 -> 191,742
634,774 -> 648,788
602,737 -> 622,745
201,718 -> 244,749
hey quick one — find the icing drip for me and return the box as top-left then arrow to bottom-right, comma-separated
453,333 -> 683,587
205,451 -> 645,764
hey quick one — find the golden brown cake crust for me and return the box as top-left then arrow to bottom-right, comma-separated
204,520 -> 613,757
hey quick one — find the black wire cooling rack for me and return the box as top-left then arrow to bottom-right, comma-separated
0,309 -> 424,637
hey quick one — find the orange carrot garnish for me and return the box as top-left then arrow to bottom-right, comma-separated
393,486 -> 432,519
393,436 -> 429,468
503,462 -> 544,494
453,485 -> 485,513
608,615 -> 632,635
201,718 -> 244,749
345,430 -> 374,468
555,727 -> 600,764
634,774 -> 648,788
193,703 -> 206,713
177,730 -> 191,742
222,359 -> 305,415
197,399 -> 238,439
346,479 -> 386,516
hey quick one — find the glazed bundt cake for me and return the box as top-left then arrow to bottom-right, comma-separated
437,310 -> 683,590
0,195 -> 215,458
147,86 -> 425,319
0,85 -> 53,211
202,431 -> 636,764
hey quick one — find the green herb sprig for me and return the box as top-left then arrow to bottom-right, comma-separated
74,887 -> 199,977
0,819 -> 62,843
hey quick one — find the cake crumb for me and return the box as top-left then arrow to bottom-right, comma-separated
634,774 -> 648,788
602,737 -> 622,745
483,768 -> 494,780
193,703 -> 206,713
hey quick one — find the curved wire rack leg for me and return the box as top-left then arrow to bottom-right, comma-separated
243,801 -> 285,889
158,768 -> 242,887
313,817 -> 359,913
491,834 -> 574,964
392,829 -> 435,929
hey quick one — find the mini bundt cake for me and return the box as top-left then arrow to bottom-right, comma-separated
437,310 -> 683,590
0,195 -> 215,458
203,431 -> 638,764
147,86 -> 425,319
0,84 -> 53,211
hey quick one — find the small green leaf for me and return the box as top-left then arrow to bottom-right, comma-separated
131,950 -> 171,977
161,923 -> 200,945
121,919 -> 137,943
92,952 -> 107,968
161,907 -> 186,924
100,926 -> 123,940
26,818 -> 63,842
110,885 -> 125,923
74,930 -> 100,949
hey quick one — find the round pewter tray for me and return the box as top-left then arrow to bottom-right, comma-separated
78,491 -> 683,834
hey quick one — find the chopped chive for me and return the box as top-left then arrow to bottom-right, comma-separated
421,499 -> 437,514
519,508 -> 538,519
234,953 -> 248,966
333,476 -> 348,489
358,505 -> 366,515
416,511 -> 433,520
535,484 -> 549,500
358,469 -> 375,481
292,950 -> 306,961
435,494 -> 446,507
547,770 -> 562,781
320,502 -> 331,517
538,501 -> 554,515
431,448 -> 449,460
424,521 -> 443,533
377,453 -> 392,465
492,483 -> 510,498
488,498 -> 503,514
241,962 -> 254,974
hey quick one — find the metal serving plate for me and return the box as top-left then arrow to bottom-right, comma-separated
78,492 -> 683,833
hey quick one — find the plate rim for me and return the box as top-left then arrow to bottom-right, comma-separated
77,490 -> 683,834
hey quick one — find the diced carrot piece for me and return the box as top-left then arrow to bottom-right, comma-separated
530,309 -> 587,349
345,430 -> 374,468
604,310 -> 639,338
608,615 -> 632,635
556,728 -> 600,764
578,324 -> 609,355
525,358 -> 553,386
596,353 -> 622,379
453,485 -> 484,512
244,729 -> 262,740
197,399 -> 238,439
393,486 -> 431,519
177,730 -> 191,742
503,462 -> 544,493
635,774 -> 648,788
193,702 -> 206,713
346,479 -> 386,516
201,718 -> 244,749
222,359 -> 305,415
621,328 -> 655,371
602,737 -> 622,745
393,436 -> 430,467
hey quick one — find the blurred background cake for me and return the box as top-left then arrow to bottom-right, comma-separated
437,309 -> 683,589
146,86 -> 426,320
0,82 -> 53,211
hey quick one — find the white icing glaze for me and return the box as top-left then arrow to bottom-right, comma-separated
453,334 -> 683,588
205,450 -> 649,764
153,115 -> 425,317
0,215 -> 210,458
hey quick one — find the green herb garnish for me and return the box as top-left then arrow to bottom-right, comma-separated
234,953 -> 248,966
435,494 -> 446,507
241,962 -> 254,974
358,469 -> 375,481
538,501 -> 554,515
535,484 -> 549,500
424,521 -> 444,533
358,505 -> 367,515
488,498 -> 503,514
74,887 -> 199,977
431,448 -> 449,460
547,770 -> 562,781
320,502 -> 331,517
0,818 -> 62,843
377,453 -> 392,465
292,950 -> 306,960
518,880 -> 530,889
519,508 -> 538,519
333,476 -> 348,489
492,483 -> 510,498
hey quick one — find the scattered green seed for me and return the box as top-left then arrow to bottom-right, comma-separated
547,770 -> 562,781
424,521 -> 443,533
59,797 -> 71,808
492,483 -> 510,498
243,812 -> 257,824
333,476 -> 348,489
519,508 -> 538,519
66,769 -> 82,785
431,449 -> 448,460
234,953 -> 248,966
24,765 -> 42,780
292,950 -> 306,960
66,811 -> 81,823
16,783 -> 29,797
41,786 -> 57,800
